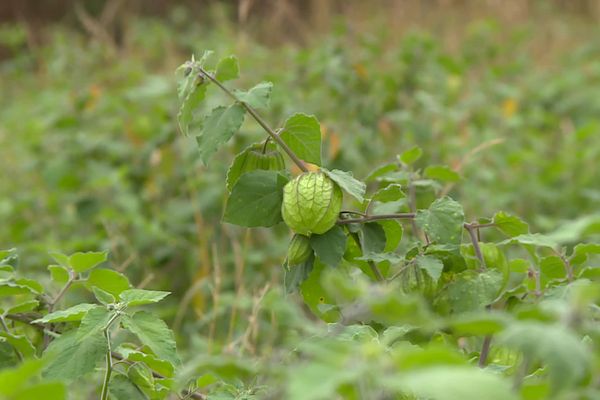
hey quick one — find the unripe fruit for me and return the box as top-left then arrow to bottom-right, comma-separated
226,142 -> 286,192
287,234 -> 313,266
281,171 -> 343,235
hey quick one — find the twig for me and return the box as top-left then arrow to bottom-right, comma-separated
464,222 -> 487,271
348,231 -> 384,282
337,213 -> 416,225
100,312 -> 121,400
197,67 -> 308,173
478,335 -> 493,367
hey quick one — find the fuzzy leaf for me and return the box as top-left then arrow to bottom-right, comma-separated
280,113 -> 322,165
196,104 -> 246,165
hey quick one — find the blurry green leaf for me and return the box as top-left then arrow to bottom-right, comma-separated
6,299 -> 39,314
48,265 -> 69,285
0,332 -> 35,357
11,381 -> 66,400
499,322 -> 591,392
33,304 -> 99,324
235,81 -> 272,109
570,243 -> 600,266
196,104 -> 246,165
493,211 -> 529,237
415,255 -> 444,283
356,252 -> 403,264
109,373 -> 147,400
439,270 -> 503,313
371,184 -> 405,202
0,358 -> 45,396
416,197 -> 464,246
499,233 -> 557,250
92,286 -> 116,305
223,170 -> 288,227
365,163 -> 397,182
117,346 -> 175,378
127,363 -> 154,392
285,255 -> 314,294
121,311 -> 180,366
280,113 -> 322,165
14,278 -> 43,294
360,222 -> 387,255
398,146 -> 423,165
385,366 -> 518,400
43,307 -> 113,380
68,251 -> 107,273
0,282 -> 36,297
379,220 -> 403,252
48,252 -> 70,268
301,260 -> 339,322
321,168 -> 366,202
119,289 -> 170,307
539,256 -> 566,287
449,312 -> 509,335
215,55 -> 239,82
310,226 -> 347,267
0,248 -> 17,267
424,165 -> 461,182
86,269 -> 131,296
394,344 -> 467,370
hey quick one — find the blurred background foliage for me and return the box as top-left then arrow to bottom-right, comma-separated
1,0 -> 599,360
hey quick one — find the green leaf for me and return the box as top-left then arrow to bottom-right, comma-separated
424,165 -> 461,182
11,381 -> 66,400
493,211 -> 529,237
33,304 -> 100,324
119,289 -> 171,307
439,270 -> 503,313
121,311 -> 180,366
365,163 -> 397,182
48,252 -> 69,268
109,373 -> 147,400
0,282 -> 37,297
177,82 -> 207,136
321,168 -> 366,202
223,170 -> 288,227
499,322 -> 591,392
360,222 -> 387,255
539,256 -> 566,287
86,269 -> 131,296
310,226 -> 347,268
196,104 -> 246,165
385,366 -> 518,400
448,312 -> 509,335
176,52 -> 212,99
284,255 -> 314,294
6,299 -> 39,314
356,252 -> 403,264
116,346 -> 175,378
0,248 -> 17,267
415,255 -> 444,283
280,113 -> 322,165
92,286 -> 116,305
14,278 -> 43,294
235,81 -> 272,109
499,233 -> 558,250
398,146 -> 423,165
43,307 -> 113,380
300,259 -> 339,322
0,358 -> 45,396
225,141 -> 285,192
48,265 -> 69,284
0,332 -> 35,357
378,220 -> 403,252
416,197 -> 464,246
371,184 -> 405,202
570,243 -> 600,266
215,55 -> 239,82
68,251 -> 107,273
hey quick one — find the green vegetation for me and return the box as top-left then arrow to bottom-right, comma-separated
1,6 -> 599,400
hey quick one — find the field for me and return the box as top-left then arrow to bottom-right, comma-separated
1,2 -> 600,399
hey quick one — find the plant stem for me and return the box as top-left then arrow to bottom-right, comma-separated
478,335 -> 492,367
0,316 -> 23,361
464,222 -> 487,271
347,230 -> 384,282
197,67 -> 308,173
337,213 -> 416,225
100,312 -> 121,400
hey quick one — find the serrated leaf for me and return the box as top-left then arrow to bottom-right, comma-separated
416,255 -> 444,283
43,307 -> 113,380
223,170 -> 288,227
416,197 -> 464,246
398,146 -> 423,165
116,346 -> 174,378
177,82 -> 207,136
321,168 -> 366,202
6,299 -> 39,314
121,311 -> 180,366
235,81 -> 272,109
86,269 -> 131,296
0,282 -> 37,297
280,113 -> 322,165
385,366 -> 518,400
119,289 -> 170,307
68,251 -> 108,273
570,243 -> 600,266
33,304 -> 99,324
493,211 -> 529,237
310,226 -> 347,267
14,278 -> 43,294
371,184 -> 405,203
424,165 -> 461,182
215,55 -> 239,82
196,104 -> 246,165
499,322 -> 591,392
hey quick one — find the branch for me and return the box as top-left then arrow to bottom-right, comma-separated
197,67 -> 308,173
337,213 -> 416,225
463,222 -> 487,271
